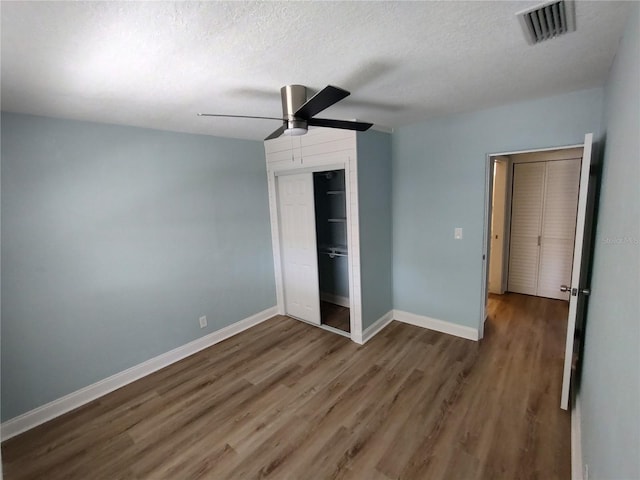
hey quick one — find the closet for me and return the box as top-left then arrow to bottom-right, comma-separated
265,127 -> 361,339
273,169 -> 351,332
508,158 -> 582,300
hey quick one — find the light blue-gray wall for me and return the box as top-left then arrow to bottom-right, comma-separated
357,130 -> 393,329
580,5 -> 640,478
392,88 -> 604,329
1,113 -> 276,421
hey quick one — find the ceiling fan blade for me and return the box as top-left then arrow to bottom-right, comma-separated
264,125 -> 286,141
294,85 -> 350,119
197,113 -> 283,121
307,118 -> 373,132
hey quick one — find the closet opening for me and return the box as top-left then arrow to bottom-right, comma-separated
313,170 -> 350,334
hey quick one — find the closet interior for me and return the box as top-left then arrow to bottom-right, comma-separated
313,170 -> 350,333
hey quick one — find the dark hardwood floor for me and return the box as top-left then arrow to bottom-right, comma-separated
1,293 -> 570,479
321,301 -> 350,333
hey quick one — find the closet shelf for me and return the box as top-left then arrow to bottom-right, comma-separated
326,190 -> 345,195
327,218 -> 347,223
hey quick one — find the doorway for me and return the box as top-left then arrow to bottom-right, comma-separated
484,146 -> 585,310
275,168 -> 351,337
481,134 -> 596,411
313,170 -> 350,334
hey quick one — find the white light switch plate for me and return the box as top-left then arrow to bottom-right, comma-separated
455,227 -> 463,239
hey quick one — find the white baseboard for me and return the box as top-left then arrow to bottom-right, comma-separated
320,292 -> 350,308
572,393 -> 584,480
393,309 -> 479,341
352,310 -> 394,344
1,306 -> 278,441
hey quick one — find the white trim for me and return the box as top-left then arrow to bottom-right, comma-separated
480,153 -> 493,339
572,393 -> 584,480
511,153 -> 583,164
345,152 -> 363,343
490,142 -> 584,158
353,310 -> 394,344
318,324 -> 351,339
393,309 -> 480,341
266,168 -> 286,315
502,157 -> 514,294
320,292 -> 350,308
1,306 -> 278,441
272,163 -> 346,177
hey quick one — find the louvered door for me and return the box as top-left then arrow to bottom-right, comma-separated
537,159 -> 581,300
508,159 -> 581,300
508,163 -> 546,295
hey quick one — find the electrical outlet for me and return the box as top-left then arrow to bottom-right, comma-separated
199,316 -> 207,328
455,227 -> 463,239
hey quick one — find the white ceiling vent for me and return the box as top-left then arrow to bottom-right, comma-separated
516,0 -> 576,45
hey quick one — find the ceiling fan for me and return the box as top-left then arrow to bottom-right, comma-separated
198,85 -> 374,141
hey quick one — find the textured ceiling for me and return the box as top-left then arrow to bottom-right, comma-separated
0,1 -> 631,141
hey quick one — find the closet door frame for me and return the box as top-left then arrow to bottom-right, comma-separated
267,154 -> 362,342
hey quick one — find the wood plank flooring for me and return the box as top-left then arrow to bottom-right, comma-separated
321,301 -> 350,333
1,293 -> 570,479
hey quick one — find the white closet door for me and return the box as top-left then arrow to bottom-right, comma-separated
537,159 -> 581,300
508,162 -> 545,295
276,174 -> 321,325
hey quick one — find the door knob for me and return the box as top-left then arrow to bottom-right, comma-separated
560,285 -> 570,292
581,288 -> 591,296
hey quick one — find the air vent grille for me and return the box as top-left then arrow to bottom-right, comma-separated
516,0 -> 576,45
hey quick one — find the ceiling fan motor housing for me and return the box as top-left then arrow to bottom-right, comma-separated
281,85 -> 308,133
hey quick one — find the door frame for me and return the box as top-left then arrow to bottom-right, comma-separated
488,157 -> 510,295
480,142 -> 584,338
268,158 -> 362,341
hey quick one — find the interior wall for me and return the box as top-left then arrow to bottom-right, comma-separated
357,130 -> 393,330
392,87 -> 604,329
581,4 -> 640,478
1,112 -> 276,421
